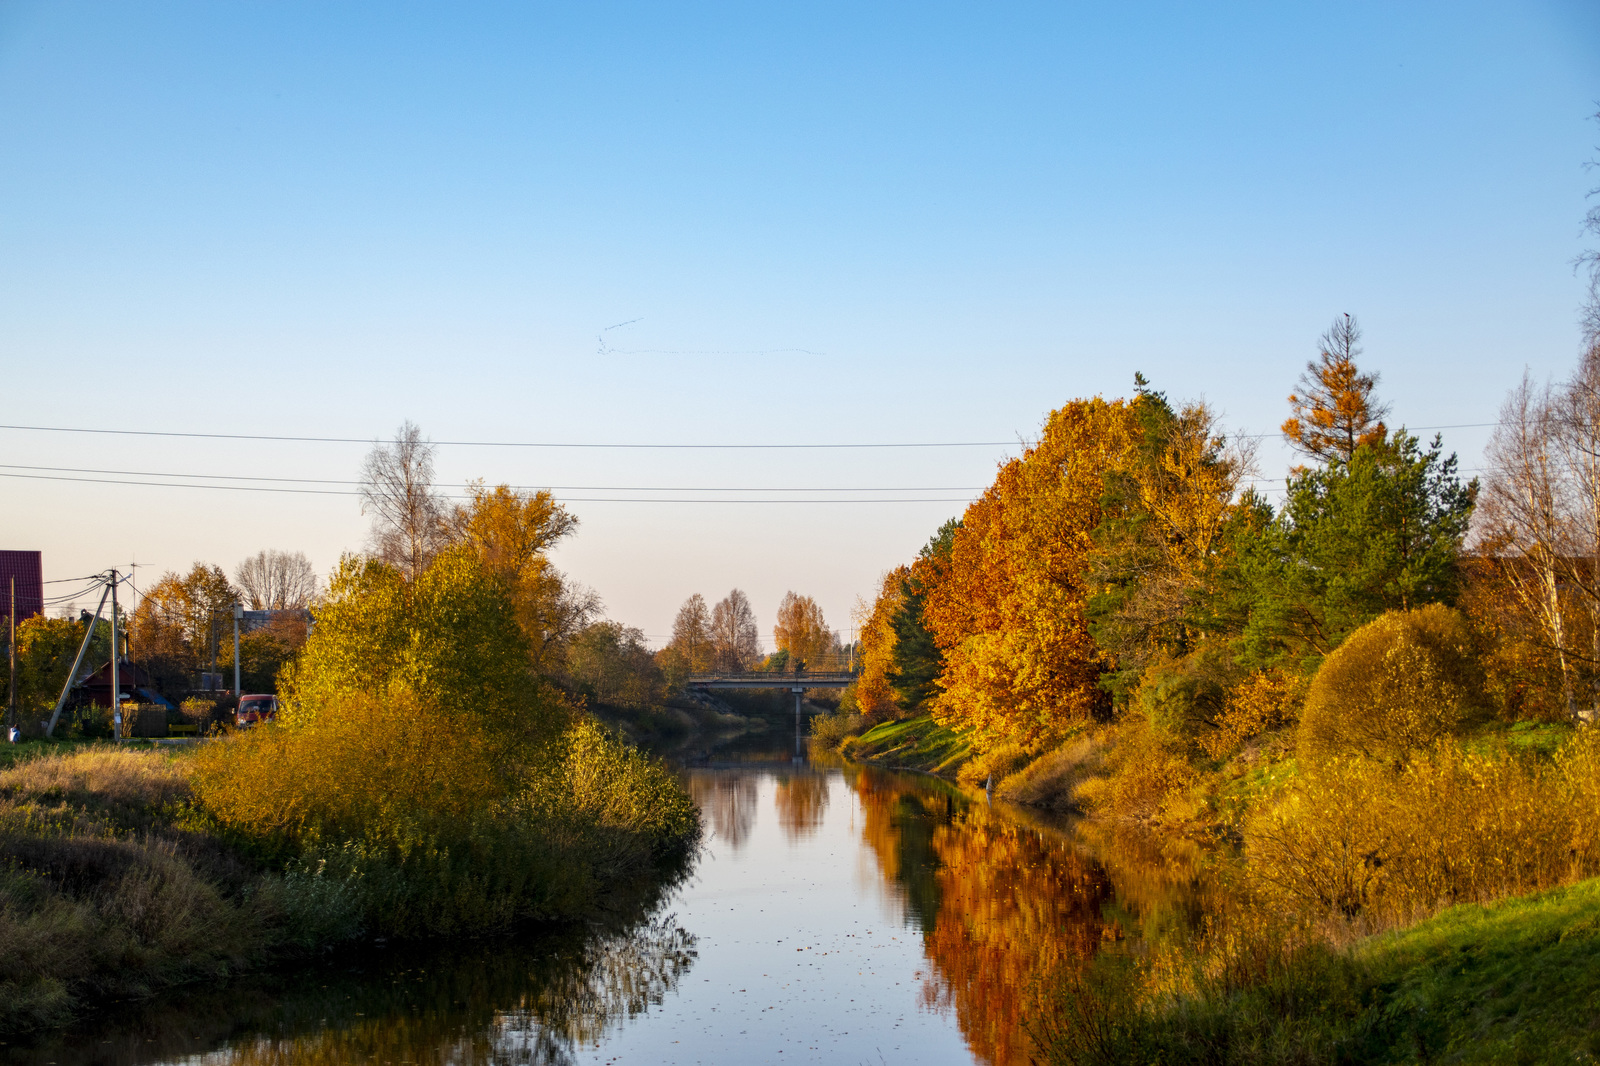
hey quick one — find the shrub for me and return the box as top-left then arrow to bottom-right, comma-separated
1297,604 -> 1489,764
956,741 -> 1034,789
1200,670 -> 1306,759
1245,733 -> 1600,923
809,710 -> 866,749
1076,718 -> 1201,827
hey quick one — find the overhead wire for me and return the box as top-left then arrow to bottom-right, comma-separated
0,471 -> 973,503
0,421 -> 1507,449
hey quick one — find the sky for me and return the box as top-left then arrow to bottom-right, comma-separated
1,1 -> 1597,645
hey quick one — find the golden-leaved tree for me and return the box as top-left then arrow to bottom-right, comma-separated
772,591 -> 835,666
446,481 -> 594,671
924,397 -> 1144,752
849,567 -> 908,720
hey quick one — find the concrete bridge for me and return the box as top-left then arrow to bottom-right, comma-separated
685,670 -> 855,691
685,668 -> 857,758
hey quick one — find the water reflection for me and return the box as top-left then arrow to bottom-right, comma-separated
4,915 -> 694,1066
688,773 -> 760,852
847,766 -> 1114,1065
772,770 -> 829,841
6,749 -> 1202,1066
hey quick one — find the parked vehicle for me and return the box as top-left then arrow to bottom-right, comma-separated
236,694 -> 279,727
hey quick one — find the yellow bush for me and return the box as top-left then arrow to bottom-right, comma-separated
1244,733 -> 1600,923
1201,670 -> 1306,758
1297,604 -> 1488,763
1077,718 -> 1201,827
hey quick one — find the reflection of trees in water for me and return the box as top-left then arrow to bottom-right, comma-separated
688,771 -> 759,851
9,917 -> 695,1066
849,767 -> 1113,1066
772,771 -> 829,841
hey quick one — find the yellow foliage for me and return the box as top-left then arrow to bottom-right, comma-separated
1297,604 -> 1489,764
1201,670 -> 1307,758
926,398 -> 1144,751
1076,718 -> 1201,827
1245,731 -> 1600,922
848,568 -> 906,721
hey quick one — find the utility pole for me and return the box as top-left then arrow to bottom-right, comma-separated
109,570 -> 121,743
8,577 -> 16,738
45,582 -> 109,738
233,602 -> 242,695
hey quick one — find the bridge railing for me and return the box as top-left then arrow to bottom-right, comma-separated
684,669 -> 858,686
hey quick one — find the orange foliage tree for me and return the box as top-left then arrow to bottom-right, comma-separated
849,567 -> 909,720
923,398 -> 1145,752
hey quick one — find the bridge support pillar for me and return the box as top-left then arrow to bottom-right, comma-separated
792,686 -> 804,759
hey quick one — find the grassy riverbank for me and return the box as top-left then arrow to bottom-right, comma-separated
837,716 -> 970,776
1040,875 -> 1600,1065
0,725 -> 699,1038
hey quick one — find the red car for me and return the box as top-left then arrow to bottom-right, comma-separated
236,694 -> 279,727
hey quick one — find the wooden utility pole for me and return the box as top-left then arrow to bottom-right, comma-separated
109,570 -> 120,743
8,577 -> 16,735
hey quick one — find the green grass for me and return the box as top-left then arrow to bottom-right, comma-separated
1041,877 -> 1600,1065
841,715 -> 970,777
1346,877 -> 1600,1063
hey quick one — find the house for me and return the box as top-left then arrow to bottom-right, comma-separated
0,550 -> 43,626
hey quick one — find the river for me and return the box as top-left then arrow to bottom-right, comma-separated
5,737 -> 1202,1066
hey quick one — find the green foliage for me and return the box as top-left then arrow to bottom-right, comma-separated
564,621 -> 665,709
887,520 -> 958,713
194,545 -> 699,940
2,616 -> 102,724
1298,605 -> 1490,763
1236,434 -> 1476,667
1034,875 -> 1600,1065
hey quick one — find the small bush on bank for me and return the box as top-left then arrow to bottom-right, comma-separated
1076,718 -> 1201,827
1297,605 -> 1489,764
809,710 -> 866,748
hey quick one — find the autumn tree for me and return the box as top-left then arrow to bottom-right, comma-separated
564,621 -> 664,709
669,594 -> 713,672
1477,372 -> 1585,719
129,563 -> 238,688
772,591 -> 835,667
444,481 -> 594,671
848,568 -> 908,720
2,615 -> 105,723
361,421 -> 447,582
709,589 -> 760,672
888,521 -> 957,713
924,398 -> 1145,751
234,550 -> 318,610
1087,384 -> 1251,701
280,545 -> 565,742
1282,314 -> 1391,465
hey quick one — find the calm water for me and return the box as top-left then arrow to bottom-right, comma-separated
7,741 -> 1200,1066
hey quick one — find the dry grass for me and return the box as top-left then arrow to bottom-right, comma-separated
996,735 -> 1106,810
0,745 -> 289,1036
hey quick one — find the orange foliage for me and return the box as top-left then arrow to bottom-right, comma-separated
923,398 -> 1144,751
773,770 -> 830,842
849,766 -> 1112,1066
851,567 -> 908,721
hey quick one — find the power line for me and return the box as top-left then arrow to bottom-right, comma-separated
0,471 -> 971,504
0,463 -> 987,492
0,424 -> 1016,449
0,421 -> 1507,449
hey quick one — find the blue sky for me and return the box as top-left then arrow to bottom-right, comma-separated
1,1 -> 1596,643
